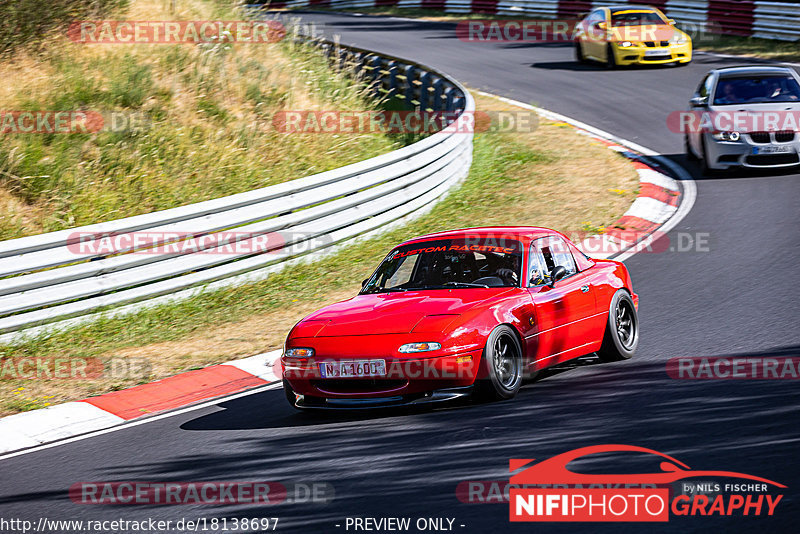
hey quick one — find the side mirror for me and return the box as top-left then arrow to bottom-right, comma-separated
596,21 -> 608,30
549,266 -> 568,287
667,18 -> 676,25
361,278 -> 369,288
689,95 -> 708,108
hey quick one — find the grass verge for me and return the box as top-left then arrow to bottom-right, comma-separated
0,0 -> 127,57
694,34 -> 800,63
0,91 -> 639,416
0,0 -> 398,240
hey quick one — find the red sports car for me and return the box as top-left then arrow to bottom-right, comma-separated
282,227 -> 639,409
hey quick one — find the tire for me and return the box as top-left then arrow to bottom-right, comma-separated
700,135 -> 716,176
606,44 -> 617,69
685,134 -> 698,161
474,325 -> 523,401
598,290 -> 639,362
575,41 -> 586,63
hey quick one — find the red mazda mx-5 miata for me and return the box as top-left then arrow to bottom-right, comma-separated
282,227 -> 639,409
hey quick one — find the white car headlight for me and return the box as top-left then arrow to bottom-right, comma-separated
670,31 -> 688,44
398,342 -> 441,353
284,347 -> 315,358
712,131 -> 740,142
619,41 -> 633,47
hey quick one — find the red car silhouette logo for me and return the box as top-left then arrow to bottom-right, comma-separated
510,444 -> 785,487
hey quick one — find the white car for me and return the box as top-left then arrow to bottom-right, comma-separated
685,66 -> 800,173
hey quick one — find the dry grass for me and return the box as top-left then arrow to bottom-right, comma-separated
0,0 -> 397,239
109,287 -> 357,366
0,91 -> 638,415
461,93 -> 636,231
0,0 -> 127,57
695,35 -> 800,63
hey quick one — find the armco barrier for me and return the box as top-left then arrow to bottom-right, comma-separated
269,0 -> 800,41
753,1 -> 800,41
0,39 -> 474,343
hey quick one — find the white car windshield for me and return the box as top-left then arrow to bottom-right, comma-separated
713,75 -> 800,105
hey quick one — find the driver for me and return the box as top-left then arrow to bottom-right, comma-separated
716,82 -> 739,104
494,255 -> 520,286
767,79 -> 798,101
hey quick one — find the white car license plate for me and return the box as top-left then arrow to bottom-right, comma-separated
644,49 -> 670,57
319,360 -> 386,378
752,145 -> 793,154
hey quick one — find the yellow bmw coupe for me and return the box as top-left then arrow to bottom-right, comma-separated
574,5 -> 692,67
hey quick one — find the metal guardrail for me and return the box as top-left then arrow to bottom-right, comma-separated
0,39 -> 474,343
753,1 -> 800,41
271,0 -> 800,41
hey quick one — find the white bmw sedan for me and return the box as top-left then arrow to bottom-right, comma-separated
685,65 -> 800,174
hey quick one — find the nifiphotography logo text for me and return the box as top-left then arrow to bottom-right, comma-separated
508,445 -> 785,522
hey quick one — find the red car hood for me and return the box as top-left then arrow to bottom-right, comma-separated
301,288 -> 514,337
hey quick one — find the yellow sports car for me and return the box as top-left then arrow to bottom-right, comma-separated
574,5 -> 692,67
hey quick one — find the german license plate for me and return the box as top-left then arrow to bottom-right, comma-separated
752,145 -> 793,154
644,49 -> 670,57
319,360 -> 386,378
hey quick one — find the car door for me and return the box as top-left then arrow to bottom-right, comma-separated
527,236 -> 598,365
583,9 -> 608,60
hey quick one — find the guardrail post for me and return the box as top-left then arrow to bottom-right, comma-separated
352,52 -> 365,76
369,55 -> 383,98
419,71 -> 432,110
432,77 -> 444,112
386,60 -> 398,100
404,64 -> 416,106
444,86 -> 455,113
453,93 -> 466,115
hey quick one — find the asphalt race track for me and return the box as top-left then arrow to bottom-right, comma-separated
2,12 -> 799,533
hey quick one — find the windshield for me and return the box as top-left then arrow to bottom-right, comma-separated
361,238 -> 523,294
713,75 -> 800,105
610,11 -> 667,26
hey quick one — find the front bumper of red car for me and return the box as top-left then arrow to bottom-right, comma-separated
282,348 -> 483,408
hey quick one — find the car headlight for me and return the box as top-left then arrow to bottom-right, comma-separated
398,342 -> 441,353
712,131 -> 740,142
619,41 -> 633,47
284,347 -> 314,358
670,31 -> 688,44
